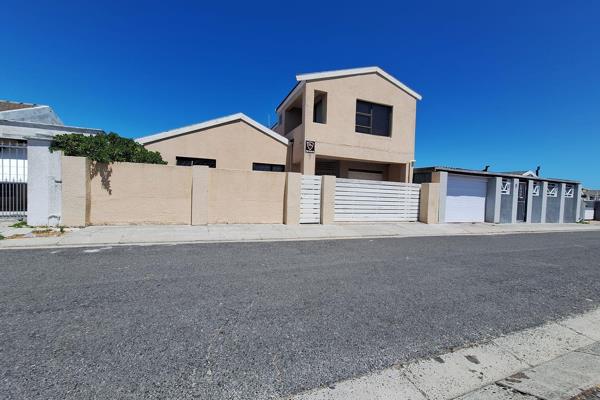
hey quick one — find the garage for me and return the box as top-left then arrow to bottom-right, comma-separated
445,174 -> 488,222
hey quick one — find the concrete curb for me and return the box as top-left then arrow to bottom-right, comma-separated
2,224 -> 600,250
286,307 -> 600,400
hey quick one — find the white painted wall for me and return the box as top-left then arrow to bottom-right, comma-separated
27,139 -> 62,226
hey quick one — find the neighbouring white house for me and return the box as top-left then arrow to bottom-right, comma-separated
0,100 -> 103,226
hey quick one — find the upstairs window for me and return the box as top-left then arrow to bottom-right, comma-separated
176,156 -> 216,168
547,183 -> 558,197
252,162 -> 285,172
313,91 -> 327,124
355,100 -> 392,136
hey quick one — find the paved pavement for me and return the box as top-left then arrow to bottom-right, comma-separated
292,307 -> 600,400
2,231 -> 600,399
2,221 -> 600,249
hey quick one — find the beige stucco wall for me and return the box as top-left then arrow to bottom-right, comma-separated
207,169 -> 286,224
278,73 -> 417,179
88,162 -> 193,225
144,120 -> 288,170
191,166 -> 209,225
304,74 -> 416,161
61,156 -> 90,226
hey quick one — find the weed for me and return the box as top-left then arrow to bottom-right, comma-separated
9,221 -> 30,228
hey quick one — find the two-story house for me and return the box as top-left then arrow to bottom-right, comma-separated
138,66 -> 421,183
273,67 -> 421,182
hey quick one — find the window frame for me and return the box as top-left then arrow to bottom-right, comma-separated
175,156 -> 216,168
355,99 -> 392,137
501,179 -> 511,195
565,185 -> 574,198
313,91 -> 327,124
546,183 -> 558,198
252,162 -> 285,172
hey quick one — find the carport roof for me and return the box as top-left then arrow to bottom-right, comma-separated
414,166 -> 580,184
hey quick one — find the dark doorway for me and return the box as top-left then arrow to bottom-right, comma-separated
315,159 -> 340,177
517,181 -> 528,222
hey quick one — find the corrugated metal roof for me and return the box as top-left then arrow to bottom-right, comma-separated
414,166 -> 579,184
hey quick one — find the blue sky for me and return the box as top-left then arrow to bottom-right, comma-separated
2,1 -> 599,186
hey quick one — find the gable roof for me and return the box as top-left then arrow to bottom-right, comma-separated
297,66 -> 422,100
0,119 -> 104,141
136,113 -> 289,145
0,100 -> 37,112
0,104 -> 63,125
500,170 -> 537,177
276,66 -> 422,112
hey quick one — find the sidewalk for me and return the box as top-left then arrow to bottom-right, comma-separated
1,221 -> 600,249
289,307 -> 600,400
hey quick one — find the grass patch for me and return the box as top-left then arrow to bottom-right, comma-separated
9,221 -> 30,228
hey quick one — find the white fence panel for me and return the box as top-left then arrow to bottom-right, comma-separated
585,209 -> 595,220
335,178 -> 420,222
300,175 -> 321,224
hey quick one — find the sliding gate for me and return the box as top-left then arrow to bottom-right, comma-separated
334,178 -> 420,222
0,139 -> 27,219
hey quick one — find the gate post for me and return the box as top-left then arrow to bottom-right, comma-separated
284,172 -> 301,225
61,156 -> 90,227
320,175 -> 336,224
191,166 -> 209,225
526,180 -> 534,223
419,183 -> 439,224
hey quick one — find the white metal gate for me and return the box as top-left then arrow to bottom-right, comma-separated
335,178 -> 420,222
0,139 -> 28,219
300,175 -> 321,224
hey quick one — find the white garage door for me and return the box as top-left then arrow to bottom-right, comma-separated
445,174 -> 487,223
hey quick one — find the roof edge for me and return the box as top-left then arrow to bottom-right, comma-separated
136,113 -> 289,145
296,66 -> 422,101
414,166 -> 580,184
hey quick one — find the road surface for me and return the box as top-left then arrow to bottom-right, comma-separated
1,232 -> 599,399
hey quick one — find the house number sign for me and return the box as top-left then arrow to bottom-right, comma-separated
305,140 -> 315,153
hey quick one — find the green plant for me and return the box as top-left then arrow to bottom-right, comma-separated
50,132 -> 166,165
59,226 -> 65,234
9,220 -> 30,228
0,234 -> 5,240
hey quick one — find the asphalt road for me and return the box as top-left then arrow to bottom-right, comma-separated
1,232 -> 600,399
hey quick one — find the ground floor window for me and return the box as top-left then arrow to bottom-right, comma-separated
176,157 -> 216,168
252,163 -> 285,172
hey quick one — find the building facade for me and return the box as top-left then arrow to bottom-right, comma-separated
137,114 -> 288,172
0,101 -> 103,226
414,167 -> 583,224
273,67 -> 420,182
138,67 -> 420,183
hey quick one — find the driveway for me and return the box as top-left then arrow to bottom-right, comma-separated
1,232 -> 600,399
